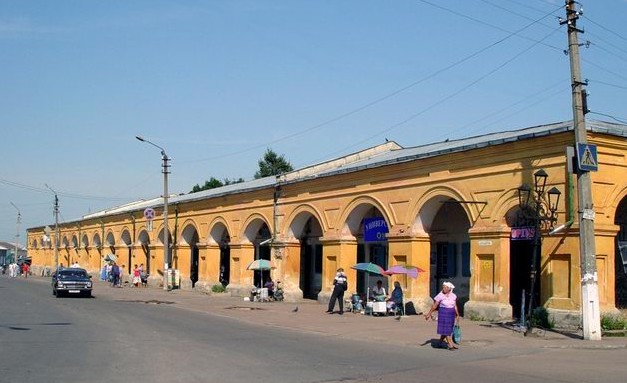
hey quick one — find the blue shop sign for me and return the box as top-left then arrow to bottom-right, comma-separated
364,217 -> 389,242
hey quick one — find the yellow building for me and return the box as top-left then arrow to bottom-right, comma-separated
27,120 -> 627,324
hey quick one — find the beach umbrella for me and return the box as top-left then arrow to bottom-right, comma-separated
247,259 -> 275,295
385,265 -> 424,279
351,263 -> 387,300
351,262 -> 386,275
246,259 -> 275,271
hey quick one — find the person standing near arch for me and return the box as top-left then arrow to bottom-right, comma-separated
326,268 -> 348,315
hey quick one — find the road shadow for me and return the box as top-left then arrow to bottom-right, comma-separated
419,338 -> 448,349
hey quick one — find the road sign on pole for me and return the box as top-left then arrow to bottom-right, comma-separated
577,143 -> 598,172
144,208 -> 155,232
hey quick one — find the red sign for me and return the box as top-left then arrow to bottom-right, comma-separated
511,227 -> 535,240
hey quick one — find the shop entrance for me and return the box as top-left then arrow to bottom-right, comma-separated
510,239 -> 535,320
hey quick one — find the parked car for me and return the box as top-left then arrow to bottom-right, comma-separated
52,268 -> 92,297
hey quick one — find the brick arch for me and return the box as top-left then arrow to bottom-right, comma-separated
241,213 -> 272,243
338,195 -> 393,238
92,232 -> 102,249
604,184 -> 627,226
283,204 -> 326,240
409,186 -> 472,235
208,217 -> 231,245
120,229 -> 132,246
179,219 -> 200,246
491,187 -> 526,229
81,233 -> 90,248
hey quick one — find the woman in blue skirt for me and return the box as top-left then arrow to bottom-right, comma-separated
425,281 -> 459,350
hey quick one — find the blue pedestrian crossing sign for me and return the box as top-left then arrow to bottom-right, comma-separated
577,143 -> 598,172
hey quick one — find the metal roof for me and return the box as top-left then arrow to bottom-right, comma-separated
33,119 -> 627,227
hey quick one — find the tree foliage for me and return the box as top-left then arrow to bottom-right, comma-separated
254,148 -> 293,179
190,148 -> 291,192
190,177 -> 244,193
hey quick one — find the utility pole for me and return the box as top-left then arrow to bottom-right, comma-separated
136,136 -> 171,291
10,202 -> 21,264
562,0 -> 601,340
45,184 -> 60,272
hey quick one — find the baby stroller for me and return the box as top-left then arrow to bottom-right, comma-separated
273,281 -> 284,301
346,293 -> 363,313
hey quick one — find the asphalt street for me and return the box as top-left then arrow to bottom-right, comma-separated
1,275 -> 625,383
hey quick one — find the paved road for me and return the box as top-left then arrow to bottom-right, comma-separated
1,275 -> 625,383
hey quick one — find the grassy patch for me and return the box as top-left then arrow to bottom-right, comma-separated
211,284 -> 226,293
601,314 -> 626,331
530,307 -> 554,329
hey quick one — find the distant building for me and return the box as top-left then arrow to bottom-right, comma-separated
0,241 -> 27,265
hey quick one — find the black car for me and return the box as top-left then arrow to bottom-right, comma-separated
52,268 -> 93,297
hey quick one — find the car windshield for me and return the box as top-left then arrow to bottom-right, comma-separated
58,270 -> 88,280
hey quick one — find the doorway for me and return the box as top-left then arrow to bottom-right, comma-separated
190,244 -> 199,288
510,239 -> 535,320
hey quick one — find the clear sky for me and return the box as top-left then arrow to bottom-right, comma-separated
1,0 -> 626,243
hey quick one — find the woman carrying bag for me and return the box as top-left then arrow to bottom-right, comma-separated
425,281 -> 460,350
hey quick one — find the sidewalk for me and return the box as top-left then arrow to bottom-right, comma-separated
89,279 -> 627,350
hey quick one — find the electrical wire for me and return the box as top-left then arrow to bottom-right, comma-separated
588,111 -> 627,124
582,58 -> 627,82
417,0 -> 564,51
588,41 -> 627,65
583,15 -> 627,43
0,178 -> 133,202
588,79 -> 627,91
449,82 -> 568,138
177,1 -> 568,166
307,25 -> 564,164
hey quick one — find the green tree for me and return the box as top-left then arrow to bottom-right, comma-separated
224,177 -> 245,185
190,177 -> 245,193
254,148 -> 293,179
191,177 -> 223,193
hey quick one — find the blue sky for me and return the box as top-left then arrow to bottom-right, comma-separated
1,0 -> 626,242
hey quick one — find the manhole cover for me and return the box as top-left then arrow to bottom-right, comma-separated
225,306 -> 266,311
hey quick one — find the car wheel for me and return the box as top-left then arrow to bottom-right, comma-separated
84,291 -> 92,298
52,289 -> 56,296
56,291 -> 63,298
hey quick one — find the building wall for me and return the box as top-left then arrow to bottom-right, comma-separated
26,129 -> 627,321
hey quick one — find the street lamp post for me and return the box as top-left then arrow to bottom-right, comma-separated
10,202 -> 21,265
136,136 -> 170,291
517,169 -> 561,333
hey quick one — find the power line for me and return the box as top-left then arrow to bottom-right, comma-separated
583,15 -> 627,43
589,79 -> 627,91
588,41 -> 627,65
308,25 -> 563,163
452,83 -> 568,138
180,1 -> 565,166
417,0 -> 564,51
588,111 -> 627,124
582,57 -> 627,82
0,177 -> 132,202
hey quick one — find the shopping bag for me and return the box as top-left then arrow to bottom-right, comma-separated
452,324 -> 462,344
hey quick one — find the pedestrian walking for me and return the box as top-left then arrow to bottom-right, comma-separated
132,264 -> 141,287
326,268 -> 348,315
22,263 -> 30,278
111,262 -> 120,287
425,281 -> 459,350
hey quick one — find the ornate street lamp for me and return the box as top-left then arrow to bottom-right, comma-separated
516,169 -> 561,333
